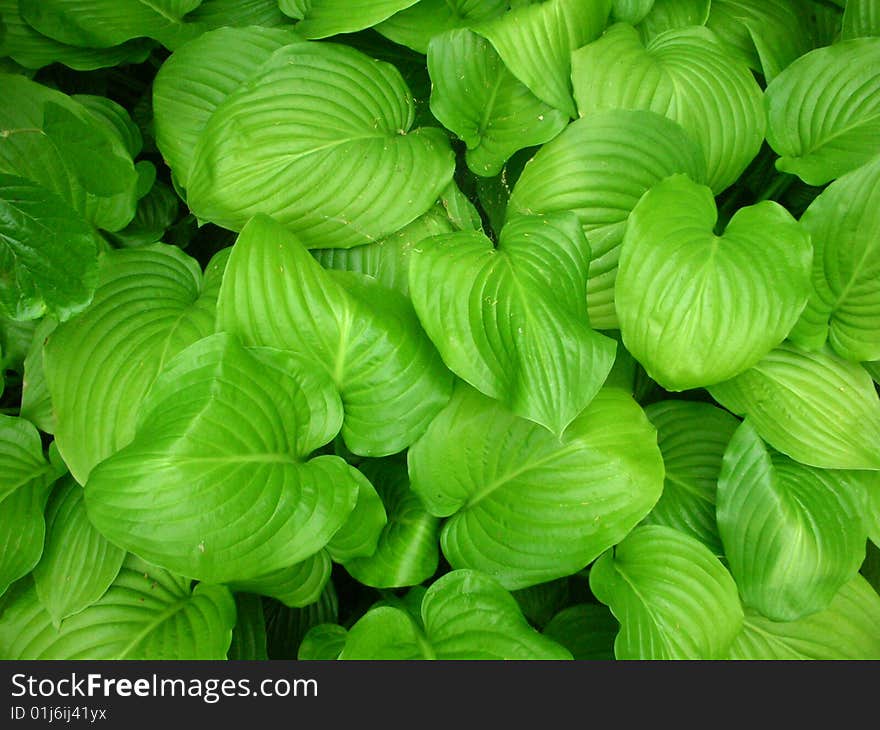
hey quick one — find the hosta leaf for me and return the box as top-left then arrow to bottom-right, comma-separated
279,0 -> 419,38
182,39 -> 455,247
612,0 -> 654,24
298,623 -> 347,660
472,0 -> 612,119
325,475 -> 386,563
32,479 -> 125,625
0,174 -> 101,322
642,401 -> 740,554
789,156 -> 880,362
428,29 -> 567,177
376,0 -> 508,54
409,385 -> 664,589
264,582 -> 338,659
842,0 -> 880,39
108,181 -> 180,249
340,570 -> 572,659
217,214 -> 453,457
229,552 -> 331,608
507,109 -> 706,329
765,38 -> 880,186
85,334 -> 362,584
44,245 -> 225,484
228,593 -> 268,660
708,343 -> 880,471
729,576 -> 880,659
718,421 -> 868,621
410,214 -> 616,435
73,95 -> 143,160
615,174 -> 812,390
590,525 -> 743,660
20,316 -> 57,433
344,459 -> 440,589
543,604 -> 618,660
0,555 -> 235,659
512,579 -> 571,629
637,0 -> 710,42
571,23 -> 765,193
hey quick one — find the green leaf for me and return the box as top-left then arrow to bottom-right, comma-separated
409,385 -> 664,589
472,0 -> 612,119
0,174 -> 101,322
615,174 -> 812,390
344,459 -> 440,589
637,0 -> 710,42
20,316 -> 56,433
376,0 -> 508,54
229,552 -> 331,608
227,593 -> 268,660
789,156 -> 880,362
409,213 -> 616,435
72,95 -> 143,160
32,478 -> 125,625
279,0 -> 419,38
729,576 -> 880,659
325,473 -> 386,562
264,582 -> 338,659
217,214 -> 453,457
708,343 -> 880,471
85,333 -> 362,584
543,604 -> 618,660
512,579 -> 571,629
44,245 -> 225,484
590,525 -> 743,659
428,28 -> 567,177
571,23 -> 765,193
719,421 -> 868,621
507,109 -> 706,329
612,0 -> 654,25
0,412 -> 54,505
642,401 -> 740,554
298,623 -> 347,660
842,0 -> 880,39
178,37 -> 455,247
765,38 -> 880,186
0,555 -> 236,659
340,570 -> 572,659
107,181 -> 180,249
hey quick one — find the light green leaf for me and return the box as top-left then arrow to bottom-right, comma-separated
642,401 -> 740,554
20,316 -> 56,433
178,37 -> 455,246
0,555 -> 236,659
729,576 -> 880,659
73,95 -> 143,160
842,0 -> 880,39
718,421 -> 868,622
345,459 -> 440,589
409,213 -> 616,435
44,244 -> 225,484
227,593 -> 268,660
85,333 -> 361,584
637,0 -> 710,42
473,0 -> 612,119
279,0 -> 419,38
340,570 -> 572,659
789,156 -> 880,362
298,623 -> 347,660
217,215 -> 453,457
507,109 -> 706,329
571,23 -> 765,193
409,385 -> 664,589
543,604 -> 618,660
229,552 -> 331,608
615,174 -> 812,390
590,525 -> 743,659
428,28 -> 567,177
0,413 -> 53,505
612,0 -> 654,24
765,38 -> 880,186
376,0 -> 508,54
326,473 -> 386,562
708,343 -> 880,471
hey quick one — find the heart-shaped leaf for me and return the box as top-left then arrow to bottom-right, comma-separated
340,570 -> 572,659
85,334 -> 362,584
408,385 -> 664,589
590,525 -> 743,659
409,213 -> 616,435
376,0 -> 508,54
616,174 -> 812,391
217,215 -> 453,457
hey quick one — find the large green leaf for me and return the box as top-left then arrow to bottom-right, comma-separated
543,604 -> 618,660
765,38 -> 880,186
410,213 -> 615,435
376,0 -> 508,54
729,576 -> 880,659
472,0 -> 612,119
44,245 -> 225,484
217,215 -> 453,457
708,343 -> 880,471
0,174 -> 101,322
590,525 -> 743,659
571,23 -> 765,193
718,421 -> 868,622
178,38 -> 455,247
615,174 -> 812,391
427,28 -> 567,176
408,385 -> 664,589
642,401 -> 740,554
507,109 -> 706,329
340,570 -> 572,659
0,555 -> 235,659
279,0 -> 419,38
85,334 -> 362,584
789,156 -> 880,362
842,0 -> 880,39
32,478 -> 125,625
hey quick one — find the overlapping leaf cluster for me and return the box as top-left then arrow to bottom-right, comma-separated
1,0 -> 879,661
